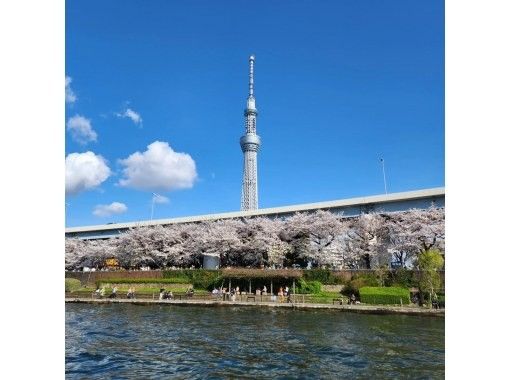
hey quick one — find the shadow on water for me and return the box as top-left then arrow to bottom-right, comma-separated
66,303 -> 444,379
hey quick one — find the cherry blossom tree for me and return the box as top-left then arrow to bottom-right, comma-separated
65,238 -> 86,270
116,226 -> 163,268
64,207 -> 445,270
404,207 -> 445,254
193,219 -> 243,266
165,223 -> 203,267
343,212 -> 386,269
384,213 -> 421,268
239,217 -> 290,267
80,239 -> 118,269
280,210 -> 347,267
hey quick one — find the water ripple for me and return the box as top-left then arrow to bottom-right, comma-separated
66,304 -> 444,379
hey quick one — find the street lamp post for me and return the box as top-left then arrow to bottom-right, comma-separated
151,194 -> 156,221
380,158 -> 388,194
151,193 -> 164,221
65,202 -> 70,223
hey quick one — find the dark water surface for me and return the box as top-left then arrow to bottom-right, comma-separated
66,303 -> 444,379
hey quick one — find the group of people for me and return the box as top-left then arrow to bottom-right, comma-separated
93,286 -> 136,299
277,286 -> 292,303
159,288 -> 174,300
210,285 -> 294,303
211,287 -> 237,300
158,286 -> 194,300
210,286 -> 246,301
108,286 -> 118,298
347,293 -> 357,305
255,286 -> 268,296
211,287 -> 223,299
94,287 -> 106,298
93,286 -> 119,299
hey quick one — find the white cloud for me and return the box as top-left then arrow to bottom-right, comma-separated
118,141 -> 197,191
116,107 -> 142,125
67,115 -> 97,144
93,202 -> 128,217
65,76 -> 77,103
65,152 -> 111,195
153,194 -> 169,204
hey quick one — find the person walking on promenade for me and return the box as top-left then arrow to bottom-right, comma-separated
262,285 -> 267,295
432,293 -> 439,309
127,287 -> 135,299
278,287 -> 284,303
109,286 -> 118,299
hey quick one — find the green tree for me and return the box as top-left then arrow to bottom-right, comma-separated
374,265 -> 389,287
416,249 -> 444,308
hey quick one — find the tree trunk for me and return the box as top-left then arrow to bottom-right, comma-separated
363,254 -> 371,269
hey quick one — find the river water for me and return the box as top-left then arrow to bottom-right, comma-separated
66,303 -> 444,379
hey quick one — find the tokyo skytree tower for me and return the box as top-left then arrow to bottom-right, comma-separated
240,55 -> 261,211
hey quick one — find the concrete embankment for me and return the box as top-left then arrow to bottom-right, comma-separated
65,298 -> 444,317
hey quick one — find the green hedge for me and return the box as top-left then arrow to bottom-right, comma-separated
303,269 -> 332,284
352,273 -> 379,287
96,278 -> 191,287
99,272 -> 223,290
359,287 -> 410,305
182,270 -> 223,290
387,269 -> 419,288
65,278 -> 81,292
297,279 -> 322,294
162,270 -> 194,280
341,273 -> 379,298
163,270 -> 223,290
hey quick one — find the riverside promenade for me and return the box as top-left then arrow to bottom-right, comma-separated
65,297 -> 444,317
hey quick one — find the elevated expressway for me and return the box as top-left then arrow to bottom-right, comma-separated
65,187 -> 445,240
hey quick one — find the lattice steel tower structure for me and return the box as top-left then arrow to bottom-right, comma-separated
240,55 -> 261,211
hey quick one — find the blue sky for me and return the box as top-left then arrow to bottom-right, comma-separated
65,0 -> 444,227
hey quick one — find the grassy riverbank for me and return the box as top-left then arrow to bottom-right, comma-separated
66,270 -> 445,308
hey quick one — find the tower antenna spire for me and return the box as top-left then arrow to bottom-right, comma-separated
249,54 -> 255,96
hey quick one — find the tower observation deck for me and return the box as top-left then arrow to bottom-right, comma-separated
240,55 -> 260,211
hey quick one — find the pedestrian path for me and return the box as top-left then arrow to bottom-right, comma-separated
65,297 -> 444,317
